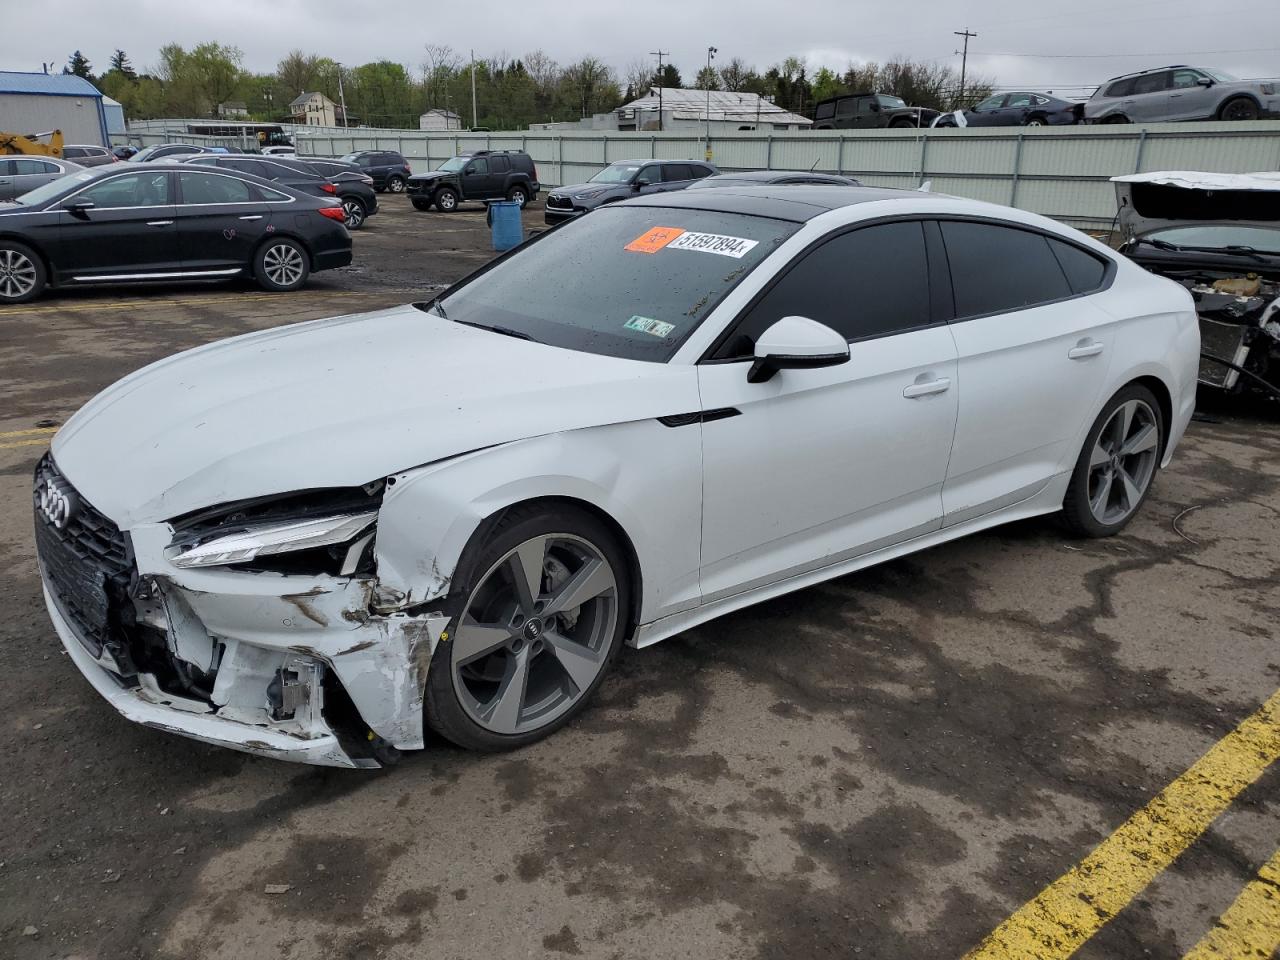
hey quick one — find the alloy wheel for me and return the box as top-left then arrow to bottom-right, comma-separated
388,177 -> 406,193
262,244 -> 305,287
342,199 -> 364,228
451,533 -> 619,736
0,249 -> 37,299
1222,99 -> 1259,122
1087,399 -> 1159,525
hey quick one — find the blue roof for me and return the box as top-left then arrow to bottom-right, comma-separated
0,71 -> 102,97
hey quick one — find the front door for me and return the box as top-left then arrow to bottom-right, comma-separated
966,94 -> 1007,127
49,170 -> 181,282
697,220 -> 959,601
462,156 -> 499,199
174,170 -> 273,273
938,220 -> 1117,524
1167,68 -> 1217,121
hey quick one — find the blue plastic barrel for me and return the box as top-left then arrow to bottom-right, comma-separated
489,200 -> 523,251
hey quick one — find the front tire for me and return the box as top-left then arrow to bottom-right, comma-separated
1219,96 -> 1260,121
1062,384 -> 1164,537
253,238 -> 310,292
425,505 -> 631,752
387,175 -> 406,193
411,198 -> 433,211
0,241 -> 46,304
435,187 -> 460,212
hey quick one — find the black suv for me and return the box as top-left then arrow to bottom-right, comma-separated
544,159 -> 717,225
183,155 -> 379,229
812,93 -> 940,129
406,150 -> 539,212
338,150 -> 413,193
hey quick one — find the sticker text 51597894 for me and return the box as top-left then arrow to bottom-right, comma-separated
666,232 -> 759,259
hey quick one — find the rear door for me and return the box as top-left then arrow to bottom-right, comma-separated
0,160 -> 13,200
1000,93 -> 1035,124
939,220 -> 1117,524
49,170 -> 181,281
660,164 -> 695,192
1129,71 -> 1173,121
174,169 -> 272,272
6,158 -> 66,200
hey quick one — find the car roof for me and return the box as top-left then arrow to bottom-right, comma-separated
623,184 -> 928,222
701,170 -> 853,183
1105,64 -> 1195,82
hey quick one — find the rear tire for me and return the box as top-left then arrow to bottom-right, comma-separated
506,185 -> 529,207
1025,115 -> 1047,126
1219,96 -> 1260,121
435,188 -> 460,212
1103,114 -> 1130,124
253,238 -> 310,292
387,175 -> 406,193
1061,384 -> 1164,537
425,504 -> 631,752
341,198 -> 366,230
0,240 -> 46,304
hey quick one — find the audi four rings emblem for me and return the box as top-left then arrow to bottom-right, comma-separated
38,478 -> 76,529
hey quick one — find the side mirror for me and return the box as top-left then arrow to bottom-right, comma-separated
1196,77 -> 1214,87
634,178 -> 651,189
65,199 -> 96,216
464,166 -> 476,175
869,102 -> 880,111
748,315 -> 850,384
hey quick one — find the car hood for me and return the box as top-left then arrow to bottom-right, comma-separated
407,171 -> 449,182
52,305 -> 699,528
550,182 -> 619,197
1113,171 -> 1280,236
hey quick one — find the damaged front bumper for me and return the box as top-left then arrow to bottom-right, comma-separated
35,461 -> 452,768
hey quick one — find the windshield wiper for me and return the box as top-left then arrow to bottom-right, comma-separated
451,318 -> 542,343
1137,237 -> 1273,262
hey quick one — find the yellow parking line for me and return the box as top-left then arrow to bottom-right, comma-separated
1182,848 -> 1280,959
0,427 -> 58,438
0,437 -> 52,450
963,688 -> 1280,960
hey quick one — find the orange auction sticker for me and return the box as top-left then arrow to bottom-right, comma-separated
625,226 -> 685,254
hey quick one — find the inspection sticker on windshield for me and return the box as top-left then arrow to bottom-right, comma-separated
666,231 -> 759,259
625,315 -> 676,338
625,226 -> 685,254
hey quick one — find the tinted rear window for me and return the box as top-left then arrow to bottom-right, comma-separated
1105,78 -> 1135,97
1048,238 -> 1108,294
941,221 -> 1072,318
431,207 -> 799,362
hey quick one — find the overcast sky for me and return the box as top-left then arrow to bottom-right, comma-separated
5,0 -> 1278,98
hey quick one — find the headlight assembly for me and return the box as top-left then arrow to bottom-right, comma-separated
171,511 -> 377,569
167,484 -> 383,575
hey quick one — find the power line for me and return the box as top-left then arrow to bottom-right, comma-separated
974,46 -> 1280,60
954,29 -> 978,103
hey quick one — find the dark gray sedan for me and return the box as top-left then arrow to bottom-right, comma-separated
686,170 -> 862,190
935,92 -> 1083,127
0,156 -> 84,201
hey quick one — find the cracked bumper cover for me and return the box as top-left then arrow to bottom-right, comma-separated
46,522 -> 452,768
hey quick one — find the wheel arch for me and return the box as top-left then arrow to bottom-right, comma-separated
252,230 -> 315,269
1217,93 -> 1262,118
1128,373 -> 1174,460
0,233 -> 55,285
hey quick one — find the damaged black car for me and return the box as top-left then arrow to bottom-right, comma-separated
1114,172 -> 1280,398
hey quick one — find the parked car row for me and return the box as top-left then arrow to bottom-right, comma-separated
0,163 -> 352,303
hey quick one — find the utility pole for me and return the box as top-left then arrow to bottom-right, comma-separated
335,62 -> 348,128
650,49 -> 669,132
470,50 -> 478,130
953,29 -> 977,106
704,46 -> 717,160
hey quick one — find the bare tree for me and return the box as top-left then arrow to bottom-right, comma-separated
718,57 -> 751,92
623,58 -> 654,97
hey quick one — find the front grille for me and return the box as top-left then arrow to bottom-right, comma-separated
546,194 -> 573,210
33,455 -> 132,658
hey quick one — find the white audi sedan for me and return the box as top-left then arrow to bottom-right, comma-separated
35,186 -> 1199,767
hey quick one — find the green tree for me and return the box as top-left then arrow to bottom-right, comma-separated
348,60 -> 416,127
63,50 -> 93,82
653,63 -> 682,89
811,66 -> 843,104
109,50 -> 135,79
559,57 -> 620,119
694,65 -> 720,91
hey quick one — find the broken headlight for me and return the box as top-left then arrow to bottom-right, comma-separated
167,484 -> 383,575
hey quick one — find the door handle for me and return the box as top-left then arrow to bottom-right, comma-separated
1068,341 -> 1105,360
146,220 -> 174,226
239,215 -> 263,221
903,377 -> 952,399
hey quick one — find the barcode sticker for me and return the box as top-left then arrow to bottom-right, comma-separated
624,315 -> 676,338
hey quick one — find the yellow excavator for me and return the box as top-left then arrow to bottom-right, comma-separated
0,129 -> 64,158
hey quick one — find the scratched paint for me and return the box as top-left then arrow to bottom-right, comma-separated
964,688 -> 1280,960
1182,847 -> 1280,960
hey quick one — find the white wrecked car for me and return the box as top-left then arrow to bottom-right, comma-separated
35,186 -> 1199,767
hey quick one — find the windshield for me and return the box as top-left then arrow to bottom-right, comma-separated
437,157 -> 467,173
589,163 -> 644,184
14,169 -> 96,206
426,206 -> 799,362
876,95 -> 908,109
338,153 -> 364,164
1205,69 -> 1237,83
1144,225 -> 1280,254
